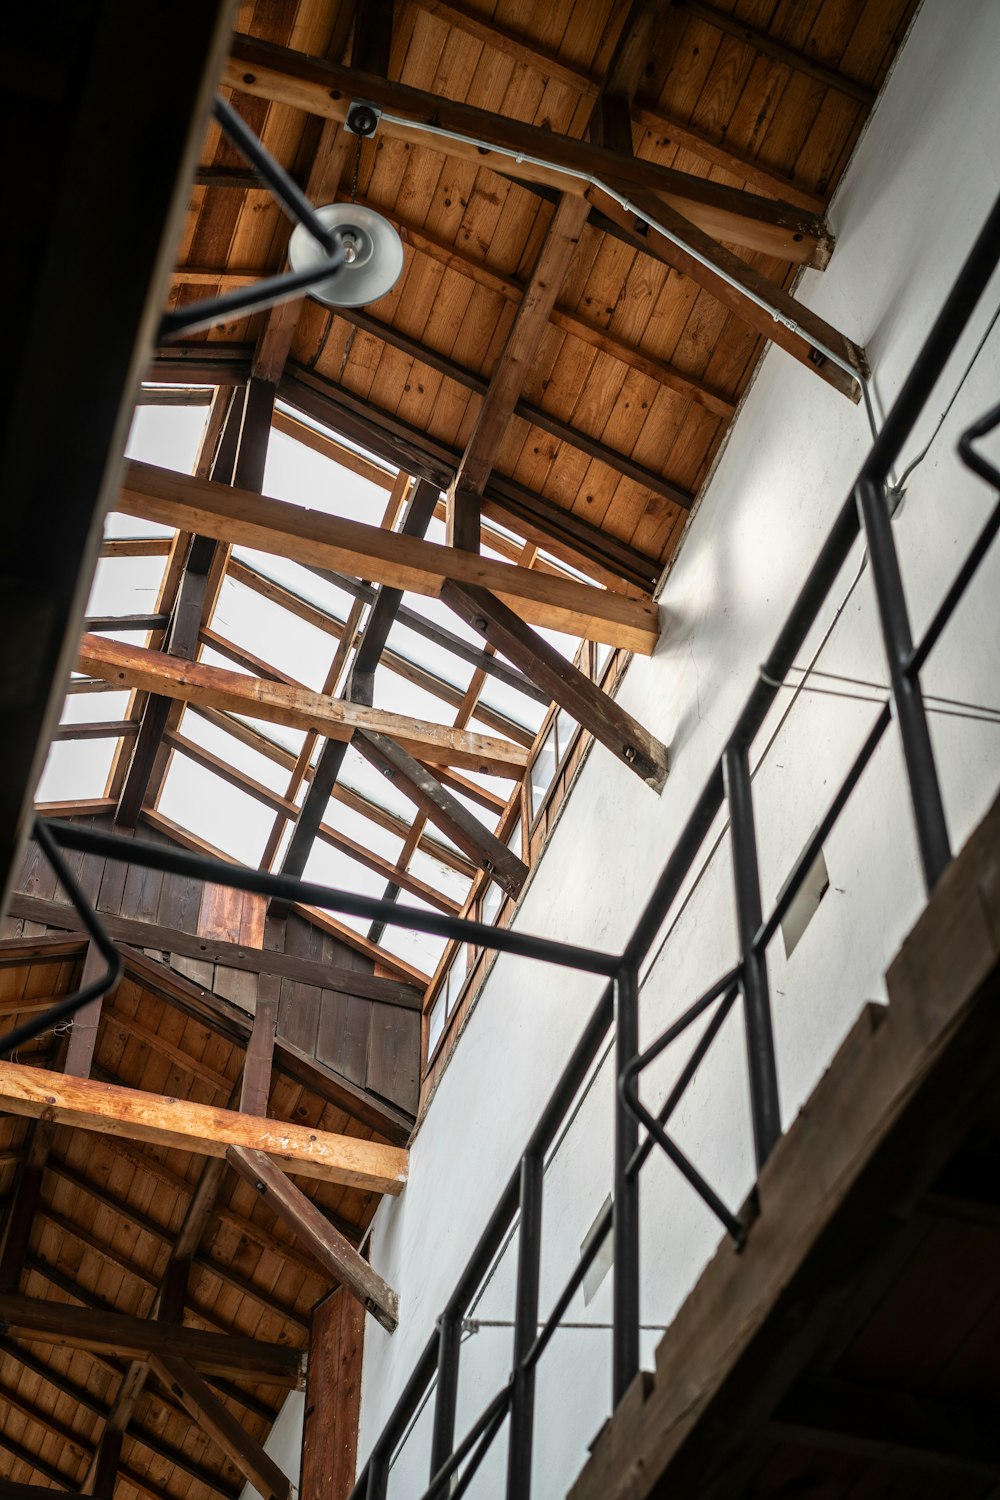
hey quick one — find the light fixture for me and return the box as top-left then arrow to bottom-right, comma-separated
288,203 -> 404,309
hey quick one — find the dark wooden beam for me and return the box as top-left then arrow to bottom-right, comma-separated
0,1292 -> 305,1383
6,890 -> 424,1010
0,0 -> 233,908
355,731 -> 529,897
228,1145 -> 399,1332
150,1353 -> 291,1500
442,581 -> 669,789
63,939 -> 115,1078
241,976 -> 279,1117
590,187 -> 868,401
300,1288 -> 364,1500
225,35 -> 832,264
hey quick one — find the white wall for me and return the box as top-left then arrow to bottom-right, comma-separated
358,2 -> 1000,1494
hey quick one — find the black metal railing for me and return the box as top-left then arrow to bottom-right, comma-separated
7,193 -> 999,1500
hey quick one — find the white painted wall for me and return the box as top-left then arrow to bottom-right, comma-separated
357,2 -> 1000,1495
239,1390 -> 304,1500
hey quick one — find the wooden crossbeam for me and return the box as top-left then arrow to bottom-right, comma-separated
592,188 -> 868,401
117,460 -> 660,651
6,890 -> 424,1009
150,1354 -> 291,1500
443,582 -> 669,790
228,1145 -> 400,1332
78,633 -> 529,774
0,1060 -> 408,1191
225,36 -> 831,265
0,1292 -> 304,1383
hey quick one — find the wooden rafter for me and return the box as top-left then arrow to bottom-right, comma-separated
442,582 -> 669,790
116,460 -> 660,649
227,1145 -> 400,1332
149,1355 -> 290,1500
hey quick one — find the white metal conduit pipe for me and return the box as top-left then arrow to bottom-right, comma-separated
376,110 -> 882,444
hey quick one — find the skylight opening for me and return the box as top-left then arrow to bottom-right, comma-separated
157,756 -> 273,867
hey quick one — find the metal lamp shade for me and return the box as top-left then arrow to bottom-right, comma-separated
288,203 -> 404,309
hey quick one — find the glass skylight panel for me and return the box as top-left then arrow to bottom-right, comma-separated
371,665 -> 453,725
85,556 -> 165,620
322,800 -> 403,863
477,677 -> 546,735
481,878 -> 503,927
529,721 -> 559,819
407,850 -> 472,907
211,576 -> 334,691
36,738 -> 116,804
231,714 -> 306,756
231,547 -> 358,621
59,691 -> 131,725
338,743 -> 418,823
378,894 -> 447,975
264,428 -> 390,525
126,400 -> 209,474
158,757 -> 272,867
181,712 -> 293,794
383,618 -> 472,695
302,839 -> 386,903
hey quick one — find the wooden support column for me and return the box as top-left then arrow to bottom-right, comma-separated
150,1353 -> 291,1500
300,1288 -> 364,1500
241,975 -> 279,1117
442,581 -> 668,790
228,1145 -> 399,1332
64,940 -> 118,1079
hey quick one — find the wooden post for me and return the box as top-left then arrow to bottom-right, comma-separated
300,1288 -> 365,1500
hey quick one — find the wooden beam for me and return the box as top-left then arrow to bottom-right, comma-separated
591,187 -> 868,401
224,37 -> 831,265
117,460 -> 661,652
355,731 -> 528,897
300,1289 -> 364,1500
5,890 -> 423,1010
442,582 -> 669,789
0,1292 -> 303,1384
228,1145 -> 399,1332
0,1060 -> 408,1191
150,1354 -> 291,1500
64,939 -> 115,1078
77,634 -> 530,774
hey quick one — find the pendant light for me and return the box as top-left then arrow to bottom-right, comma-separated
288,203 -> 404,309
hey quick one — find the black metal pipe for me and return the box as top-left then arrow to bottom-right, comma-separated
160,255 -> 346,341
212,96 -> 338,252
429,1313 -> 462,1484
0,821 -> 123,1059
723,744 -> 781,1168
625,975 -> 741,1180
450,1400 -> 510,1500
612,964 -> 641,1404
523,1199 -> 612,1373
364,1450 -> 391,1500
420,1383 -> 513,1500
855,477 -> 951,890
42,822 -> 620,977
506,1151 -> 544,1500
908,402 -> 1000,676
